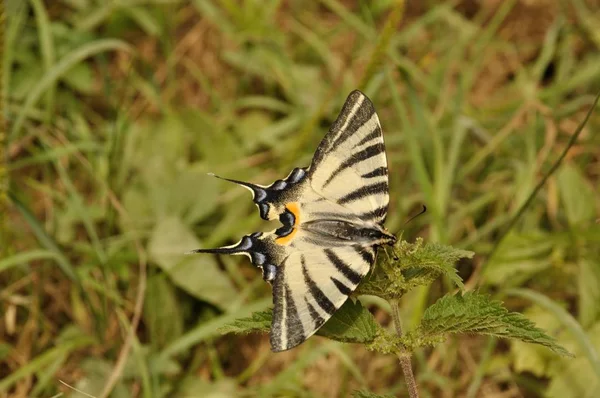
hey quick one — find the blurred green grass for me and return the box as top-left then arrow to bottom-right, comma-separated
3,0 -> 600,397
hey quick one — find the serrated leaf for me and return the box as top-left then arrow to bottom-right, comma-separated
359,239 -> 471,300
352,390 -> 396,398
218,310 -> 271,335
219,299 -> 381,344
317,299 -> 380,343
557,164 -> 596,226
148,217 -> 236,308
410,292 -> 571,356
509,304 -> 561,377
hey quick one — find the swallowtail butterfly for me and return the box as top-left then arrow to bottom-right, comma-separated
190,90 -> 396,351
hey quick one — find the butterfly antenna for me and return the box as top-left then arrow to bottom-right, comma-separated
404,204 -> 427,225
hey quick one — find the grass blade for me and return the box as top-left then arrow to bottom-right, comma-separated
482,90 -> 600,274
0,249 -> 60,273
10,39 -> 131,141
8,191 -> 79,283
158,297 -> 271,361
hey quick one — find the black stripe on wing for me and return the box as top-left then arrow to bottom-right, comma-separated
306,299 -> 325,327
302,255 -> 336,315
354,205 -> 389,223
354,245 -> 375,265
284,283 -> 304,349
324,248 -> 362,285
356,125 -> 382,147
331,277 -> 352,295
271,259 -> 307,352
328,95 -> 375,151
362,167 -> 388,179
311,90 -> 376,170
322,142 -> 386,188
338,182 -> 388,205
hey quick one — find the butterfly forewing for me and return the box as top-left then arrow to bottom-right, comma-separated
309,90 -> 389,224
270,238 -> 375,351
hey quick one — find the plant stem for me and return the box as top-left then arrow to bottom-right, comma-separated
480,91 -> 600,277
390,299 -> 419,398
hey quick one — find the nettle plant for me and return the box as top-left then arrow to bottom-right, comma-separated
221,238 -> 571,397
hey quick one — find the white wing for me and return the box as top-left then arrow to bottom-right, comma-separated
191,90 -> 392,352
269,235 -> 375,352
308,90 -> 390,224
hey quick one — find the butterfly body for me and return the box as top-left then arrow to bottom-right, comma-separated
190,90 -> 395,351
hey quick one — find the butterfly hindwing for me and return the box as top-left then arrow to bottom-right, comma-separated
270,241 -> 375,351
188,231 -> 284,282
210,167 -> 308,221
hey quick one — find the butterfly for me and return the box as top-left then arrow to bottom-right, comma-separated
189,90 -> 396,352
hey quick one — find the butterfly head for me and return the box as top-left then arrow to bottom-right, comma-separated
360,223 -> 397,246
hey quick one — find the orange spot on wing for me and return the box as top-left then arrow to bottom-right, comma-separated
286,202 -> 300,224
275,202 -> 300,245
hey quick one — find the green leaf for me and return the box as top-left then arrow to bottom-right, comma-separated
546,321 -> 600,398
148,217 -> 237,309
510,305 -> 563,377
557,163 -> 596,226
218,310 -> 271,335
407,292 -> 571,356
168,167 -> 220,225
159,298 -> 271,361
482,232 -> 553,287
317,299 -> 380,344
220,299 -> 381,344
507,288 -> 600,376
358,238 -> 471,300
10,38 -> 131,140
121,182 -> 155,230
72,358 -> 130,398
143,275 -> 184,350
578,258 -> 600,328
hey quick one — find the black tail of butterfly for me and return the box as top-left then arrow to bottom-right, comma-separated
186,233 -> 255,256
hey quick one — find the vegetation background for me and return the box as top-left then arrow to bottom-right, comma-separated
2,0 -> 600,397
